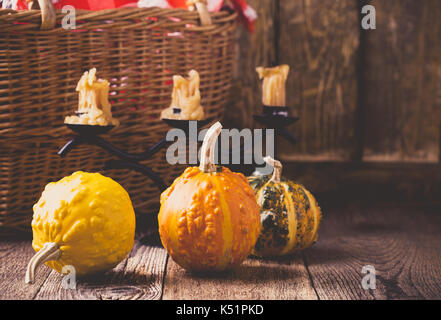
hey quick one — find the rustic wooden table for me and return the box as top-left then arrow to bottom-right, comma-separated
1,202 -> 440,300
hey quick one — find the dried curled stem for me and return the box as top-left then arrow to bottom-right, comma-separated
25,242 -> 61,284
263,156 -> 283,183
199,122 -> 222,173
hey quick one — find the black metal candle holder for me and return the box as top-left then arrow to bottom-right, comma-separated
253,105 -> 299,146
58,117 -> 210,192
216,106 -> 299,176
58,105 -> 299,189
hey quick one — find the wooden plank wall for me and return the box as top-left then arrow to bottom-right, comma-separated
227,0 -> 441,163
278,0 -> 359,161
362,0 -> 441,162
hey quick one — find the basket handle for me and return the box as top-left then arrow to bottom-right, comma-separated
26,0 -> 56,30
189,0 -> 212,26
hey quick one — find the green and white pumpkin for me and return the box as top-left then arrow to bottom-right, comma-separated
248,156 -> 322,257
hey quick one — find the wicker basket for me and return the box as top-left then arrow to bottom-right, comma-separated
0,1 -> 237,235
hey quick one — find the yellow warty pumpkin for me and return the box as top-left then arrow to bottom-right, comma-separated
25,172 -> 136,284
248,157 -> 322,257
158,122 -> 261,271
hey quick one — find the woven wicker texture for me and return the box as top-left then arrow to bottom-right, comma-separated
0,7 -> 237,235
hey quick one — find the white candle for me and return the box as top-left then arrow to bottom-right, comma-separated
161,69 -> 205,121
256,65 -> 290,107
65,68 -> 119,126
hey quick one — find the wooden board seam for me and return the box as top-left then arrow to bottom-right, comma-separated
302,252 -> 320,300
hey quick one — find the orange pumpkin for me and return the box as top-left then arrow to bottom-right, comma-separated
158,122 -> 261,271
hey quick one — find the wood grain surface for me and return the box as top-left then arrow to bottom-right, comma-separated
282,162 -> 441,203
278,0 -> 360,161
227,0 -> 360,160
0,202 -> 440,300
304,202 -> 441,299
34,242 -> 168,300
0,241 -> 51,300
227,0 -> 441,163
162,255 -> 317,300
362,0 -> 441,162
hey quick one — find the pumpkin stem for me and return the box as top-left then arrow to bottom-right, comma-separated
199,122 -> 222,173
25,242 -> 61,284
264,156 -> 283,183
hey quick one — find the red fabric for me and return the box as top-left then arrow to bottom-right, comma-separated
16,0 -> 29,9
13,0 -> 256,32
207,0 -> 223,12
13,0 -> 138,10
51,0 -> 138,10
229,0 -> 255,32
166,0 -> 187,8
